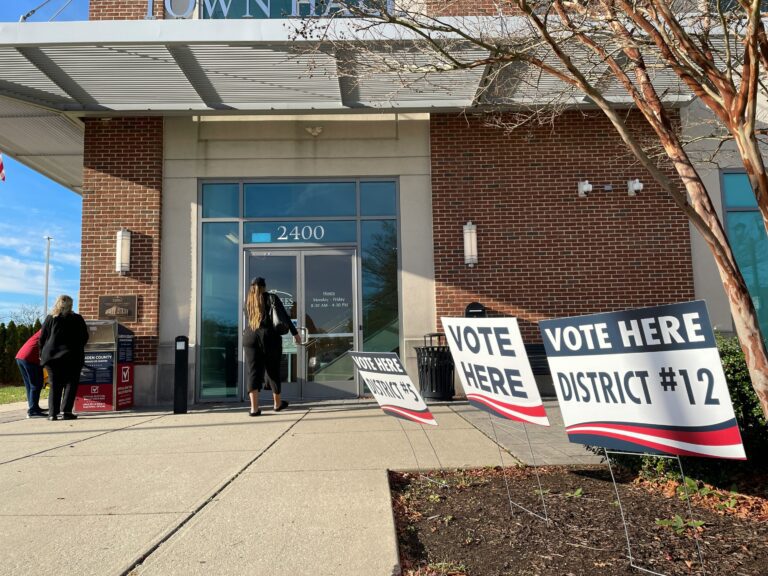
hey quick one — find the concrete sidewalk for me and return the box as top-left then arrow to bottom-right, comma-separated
453,400 -> 603,466
1,400 -> 521,576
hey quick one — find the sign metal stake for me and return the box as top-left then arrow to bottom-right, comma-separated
489,414 -> 550,523
420,422 -> 449,487
522,422 -> 550,524
604,449 -> 706,576
487,414 -> 551,522
398,417 -> 423,478
674,454 -> 706,573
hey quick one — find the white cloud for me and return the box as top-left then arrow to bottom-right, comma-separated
0,254 -> 45,295
56,251 -> 81,266
0,255 -> 76,297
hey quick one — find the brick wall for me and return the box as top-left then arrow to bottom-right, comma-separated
89,0 -> 163,20
430,111 -> 695,341
81,117 -> 163,365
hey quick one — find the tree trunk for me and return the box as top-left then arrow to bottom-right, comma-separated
663,143 -> 768,419
710,243 -> 768,420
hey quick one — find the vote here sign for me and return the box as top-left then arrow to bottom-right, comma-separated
539,301 -> 745,459
442,317 -> 550,426
349,352 -> 437,426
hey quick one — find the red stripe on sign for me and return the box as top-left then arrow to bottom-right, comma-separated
568,429 -> 746,460
466,393 -> 546,417
381,405 -> 437,425
567,422 -> 742,446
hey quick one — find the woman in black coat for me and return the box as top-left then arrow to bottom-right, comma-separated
39,295 -> 89,421
243,277 -> 301,416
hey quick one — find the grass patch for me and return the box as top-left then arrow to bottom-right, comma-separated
0,385 -> 49,406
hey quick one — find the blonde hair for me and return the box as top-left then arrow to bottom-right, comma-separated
245,284 -> 267,330
51,295 -> 74,317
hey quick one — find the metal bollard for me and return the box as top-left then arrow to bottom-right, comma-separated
174,336 -> 189,414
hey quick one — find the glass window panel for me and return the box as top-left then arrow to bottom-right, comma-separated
723,173 -> 758,208
304,254 -> 356,383
199,223 -> 240,399
202,183 -> 239,218
361,220 -> 399,355
244,182 -> 356,218
244,221 -> 356,245
360,181 -> 397,216
726,211 -> 768,343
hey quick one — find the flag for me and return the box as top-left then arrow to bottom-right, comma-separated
0,152 -> 5,182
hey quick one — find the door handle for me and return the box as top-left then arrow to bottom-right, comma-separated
299,326 -> 309,343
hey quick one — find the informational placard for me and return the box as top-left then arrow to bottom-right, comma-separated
539,301 -> 745,459
80,352 -> 115,385
75,384 -> 114,412
349,352 -> 437,426
98,295 -> 137,323
77,351 -> 116,411
116,363 -> 133,409
442,317 -> 550,426
117,324 -> 135,363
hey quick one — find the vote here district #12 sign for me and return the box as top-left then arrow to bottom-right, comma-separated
441,317 -> 550,427
348,352 -> 437,426
539,301 -> 745,459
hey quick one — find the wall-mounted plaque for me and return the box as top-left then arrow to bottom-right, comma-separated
98,295 -> 137,323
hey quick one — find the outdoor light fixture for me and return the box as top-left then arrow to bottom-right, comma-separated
116,228 -> 131,275
577,180 -> 593,197
463,221 -> 478,267
627,178 -> 644,196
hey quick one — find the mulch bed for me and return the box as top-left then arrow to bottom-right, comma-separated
390,466 -> 768,576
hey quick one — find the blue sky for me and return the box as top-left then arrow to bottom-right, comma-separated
0,1 -> 89,322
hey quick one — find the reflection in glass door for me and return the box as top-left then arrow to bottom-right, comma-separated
245,249 -> 358,399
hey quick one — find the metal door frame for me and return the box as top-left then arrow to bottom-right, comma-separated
243,247 -> 360,400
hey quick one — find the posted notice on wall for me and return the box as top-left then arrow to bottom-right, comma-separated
442,317 -> 550,426
348,352 -> 437,426
539,301 -> 745,459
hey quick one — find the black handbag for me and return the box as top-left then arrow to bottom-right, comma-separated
270,295 -> 290,336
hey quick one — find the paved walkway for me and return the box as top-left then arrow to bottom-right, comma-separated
0,398 -> 596,575
452,400 -> 603,466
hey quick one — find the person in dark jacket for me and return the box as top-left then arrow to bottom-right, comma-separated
243,277 -> 301,416
15,330 -> 47,418
39,295 -> 89,421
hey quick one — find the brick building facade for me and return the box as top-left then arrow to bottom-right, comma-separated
81,117 -> 163,366
430,112 -> 694,340
64,0 -> 700,404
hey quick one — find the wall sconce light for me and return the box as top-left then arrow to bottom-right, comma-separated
627,178 -> 644,196
305,126 -> 323,137
116,228 -> 131,275
463,221 -> 478,267
577,180 -> 593,197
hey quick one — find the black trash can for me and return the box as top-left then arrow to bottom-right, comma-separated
415,333 -> 455,401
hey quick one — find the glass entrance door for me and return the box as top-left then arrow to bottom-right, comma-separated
244,249 -> 358,399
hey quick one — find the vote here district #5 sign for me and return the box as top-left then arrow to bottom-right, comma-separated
348,352 -> 437,426
539,301 -> 745,459
442,317 -> 550,427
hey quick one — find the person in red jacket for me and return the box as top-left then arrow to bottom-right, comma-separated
15,330 -> 47,418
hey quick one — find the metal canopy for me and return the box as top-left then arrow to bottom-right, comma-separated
0,20 -> 488,113
0,19 -> 490,192
0,18 -> 693,193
